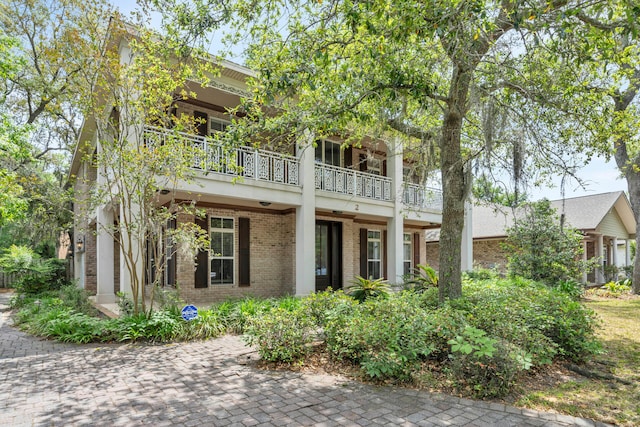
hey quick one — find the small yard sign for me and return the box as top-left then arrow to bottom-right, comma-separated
181,305 -> 198,321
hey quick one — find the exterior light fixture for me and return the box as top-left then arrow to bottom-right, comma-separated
259,201 -> 271,207
76,236 -> 85,253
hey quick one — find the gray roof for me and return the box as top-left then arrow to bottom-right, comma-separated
425,191 -> 635,242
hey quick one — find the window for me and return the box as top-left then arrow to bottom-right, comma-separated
315,139 -> 342,167
209,117 -> 230,134
210,217 -> 234,285
367,157 -> 382,175
367,230 -> 382,279
403,233 -> 412,276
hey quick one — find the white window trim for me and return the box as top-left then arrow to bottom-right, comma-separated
367,230 -> 383,279
403,233 -> 412,276
210,216 -> 235,285
209,117 -> 231,135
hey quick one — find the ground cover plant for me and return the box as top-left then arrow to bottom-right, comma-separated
10,275 -> 604,402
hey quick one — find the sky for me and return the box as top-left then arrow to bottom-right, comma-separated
110,0 -> 630,202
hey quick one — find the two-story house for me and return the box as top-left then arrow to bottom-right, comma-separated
69,29 -> 443,304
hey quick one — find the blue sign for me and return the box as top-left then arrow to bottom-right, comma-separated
181,305 -> 198,321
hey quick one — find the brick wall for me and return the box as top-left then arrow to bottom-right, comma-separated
175,207 -> 296,303
425,239 -> 509,273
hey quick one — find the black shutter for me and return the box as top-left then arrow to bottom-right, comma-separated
382,160 -> 387,177
383,230 -> 388,280
239,217 -> 250,287
359,154 -> 367,172
344,146 -> 353,169
413,232 -> 421,270
360,228 -> 368,278
194,216 -> 208,288
194,111 -> 208,136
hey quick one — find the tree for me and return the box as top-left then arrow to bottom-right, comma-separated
473,174 -> 526,207
508,2 -> 640,293
150,0 -> 596,302
76,18 -> 215,314
0,0 -> 111,250
504,200 -> 594,285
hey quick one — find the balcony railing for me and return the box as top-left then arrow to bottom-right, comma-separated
315,163 -> 393,201
403,183 -> 443,211
144,126 -> 442,211
144,125 -> 299,186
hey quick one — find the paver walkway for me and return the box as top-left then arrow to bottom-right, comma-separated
0,291 -> 610,426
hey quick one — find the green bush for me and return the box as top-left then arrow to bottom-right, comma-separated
325,293 -> 440,380
301,289 -> 356,327
346,276 -> 391,303
243,307 -> 315,362
0,245 -> 71,294
403,264 -> 438,293
449,339 -> 531,398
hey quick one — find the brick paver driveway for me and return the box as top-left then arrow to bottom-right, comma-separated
0,292 -> 609,426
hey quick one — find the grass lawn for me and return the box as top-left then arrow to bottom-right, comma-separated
515,296 -> 640,426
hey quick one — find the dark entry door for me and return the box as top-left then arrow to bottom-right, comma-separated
315,221 -> 342,291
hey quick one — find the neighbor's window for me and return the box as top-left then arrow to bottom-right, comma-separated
367,230 -> 382,279
210,217 -> 234,285
403,233 -> 413,276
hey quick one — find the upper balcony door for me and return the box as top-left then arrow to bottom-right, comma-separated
315,139 -> 343,167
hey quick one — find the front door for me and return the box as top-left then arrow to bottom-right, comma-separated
315,221 -> 342,291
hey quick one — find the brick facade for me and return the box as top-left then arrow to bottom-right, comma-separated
426,239 -> 508,273
175,207 -> 296,303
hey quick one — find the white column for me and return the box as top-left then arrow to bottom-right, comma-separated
612,237 -> 619,268
596,234 -> 605,283
96,205 -> 115,303
625,239 -> 631,267
461,201 -> 473,271
581,241 -> 588,284
387,139 -> 404,284
295,136 -> 316,296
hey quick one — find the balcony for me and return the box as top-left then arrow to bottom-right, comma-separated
314,163 -> 392,201
144,125 -> 442,212
403,183 -> 443,211
144,125 -> 300,186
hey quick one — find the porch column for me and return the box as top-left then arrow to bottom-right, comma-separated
596,234 -> 605,283
96,205 -> 115,303
581,241 -> 588,284
612,237 -> 619,269
387,138 -> 404,284
625,239 -> 631,267
461,201 -> 473,271
295,135 -> 316,296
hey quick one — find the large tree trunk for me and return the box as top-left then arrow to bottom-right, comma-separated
438,67 -> 472,303
612,88 -> 640,295
626,174 -> 640,294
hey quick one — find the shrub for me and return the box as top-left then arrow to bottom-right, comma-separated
243,307 -> 315,362
0,245 -> 70,294
403,264 -> 438,293
301,289 -> 355,327
346,276 -> 391,303
325,293 -> 441,380
503,200 -> 596,285
449,338 -> 532,398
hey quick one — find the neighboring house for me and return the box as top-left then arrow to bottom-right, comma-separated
69,29 -> 443,304
426,191 -> 636,284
